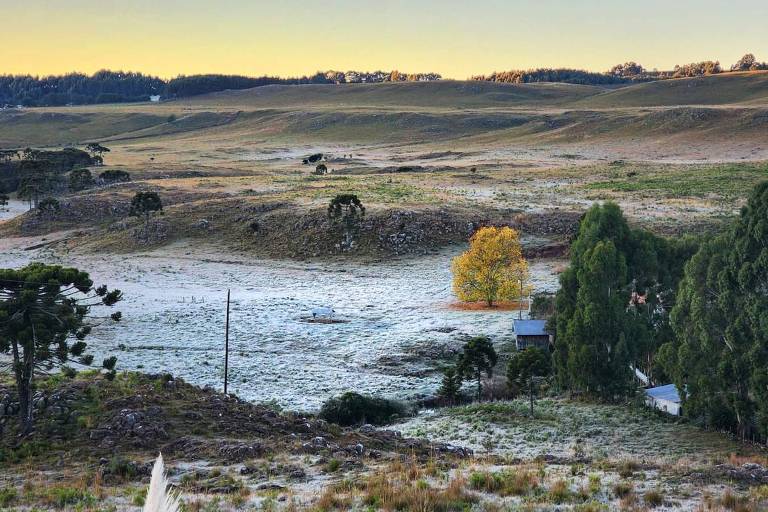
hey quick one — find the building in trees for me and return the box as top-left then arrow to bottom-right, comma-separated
513,319 -> 551,351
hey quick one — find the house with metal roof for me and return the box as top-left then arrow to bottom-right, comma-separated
645,384 -> 682,416
513,319 -> 551,351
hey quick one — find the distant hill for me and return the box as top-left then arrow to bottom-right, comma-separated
179,80 -> 605,110
576,71 -> 768,108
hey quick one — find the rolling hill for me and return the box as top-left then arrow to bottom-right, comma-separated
576,71 -> 768,108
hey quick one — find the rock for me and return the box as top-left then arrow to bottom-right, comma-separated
359,424 -> 376,434
217,442 -> 264,462
256,483 -> 286,491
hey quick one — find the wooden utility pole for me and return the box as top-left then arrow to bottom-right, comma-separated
224,289 -> 230,395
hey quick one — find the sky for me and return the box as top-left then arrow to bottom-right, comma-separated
2,0 -> 767,79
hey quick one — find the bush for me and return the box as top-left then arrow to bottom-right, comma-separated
98,169 -> 131,184
318,392 -> 407,426
0,487 -> 17,507
644,489 -> 664,507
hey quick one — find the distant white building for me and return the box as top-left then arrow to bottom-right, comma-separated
311,307 -> 335,319
645,384 -> 682,416
149,95 -> 161,102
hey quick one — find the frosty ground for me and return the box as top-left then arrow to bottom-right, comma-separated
0,241 -> 560,410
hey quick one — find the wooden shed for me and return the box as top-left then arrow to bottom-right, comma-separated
513,319 -> 551,351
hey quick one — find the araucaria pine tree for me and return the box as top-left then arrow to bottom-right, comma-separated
457,336 -> 498,400
0,263 -> 122,433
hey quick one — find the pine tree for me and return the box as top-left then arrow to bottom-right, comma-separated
457,336 -> 498,400
661,181 -> 768,441
438,366 -> 462,404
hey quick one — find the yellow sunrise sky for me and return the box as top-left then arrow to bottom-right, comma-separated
3,0 -> 767,78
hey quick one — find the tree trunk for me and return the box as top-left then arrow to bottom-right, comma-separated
476,372 -> 482,401
12,339 -> 35,435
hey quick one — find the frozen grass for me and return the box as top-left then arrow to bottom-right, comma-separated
394,399 -> 747,462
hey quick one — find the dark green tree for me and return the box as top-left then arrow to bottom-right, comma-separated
17,160 -> 56,209
457,336 -> 498,400
99,169 -> 131,185
37,197 -> 60,219
69,168 -> 94,192
553,202 -> 697,398
0,263 -> 122,433
85,143 -> 110,163
328,194 -> 365,251
129,191 -> 163,241
438,366 -> 462,404
661,181 -> 768,441
507,347 -> 552,390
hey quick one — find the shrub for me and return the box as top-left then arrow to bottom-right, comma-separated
0,487 -> 17,507
318,392 -> 407,426
45,487 -> 95,508
98,169 -> 131,184
466,470 -> 538,496
469,471 -> 503,493
613,481 -> 633,498
549,479 -> 571,503
644,488 -> 664,507
37,197 -> 60,216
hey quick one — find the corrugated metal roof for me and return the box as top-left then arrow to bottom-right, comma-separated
513,319 -> 548,336
645,384 -> 681,403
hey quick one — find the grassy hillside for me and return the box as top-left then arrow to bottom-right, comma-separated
176,80 -> 606,110
577,71 -> 768,108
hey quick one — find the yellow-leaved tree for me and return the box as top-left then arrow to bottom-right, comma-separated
452,226 -> 530,307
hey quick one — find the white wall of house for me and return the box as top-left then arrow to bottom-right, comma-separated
646,396 -> 681,416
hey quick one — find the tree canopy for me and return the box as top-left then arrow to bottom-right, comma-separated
457,336 -> 498,400
452,226 -> 529,307
553,202 -> 698,399
0,263 -> 122,432
659,181 -> 768,441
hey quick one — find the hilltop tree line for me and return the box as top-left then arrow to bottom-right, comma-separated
471,53 -> 768,85
553,181 -> 768,443
0,69 -> 442,107
0,145 -> 130,209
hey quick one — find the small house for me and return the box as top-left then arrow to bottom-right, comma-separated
149,95 -> 161,102
645,384 -> 682,416
513,319 -> 551,351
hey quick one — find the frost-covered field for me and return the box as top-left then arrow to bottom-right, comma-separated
1,244 -> 560,410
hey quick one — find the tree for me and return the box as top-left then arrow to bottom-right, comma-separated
314,163 -> 328,175
530,293 -> 555,319
730,53 -> 767,72
507,347 -> 552,390
438,366 -> 462,404
98,169 -> 131,185
0,193 -> 8,210
84,143 -> 110,162
508,347 -> 552,415
0,263 -> 122,433
129,191 -> 163,241
37,197 -> 60,218
552,202 -> 696,399
660,181 -> 768,441
17,160 -> 56,209
457,336 -> 498,400
328,194 -> 365,251
69,168 -> 94,192
452,226 -> 529,307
